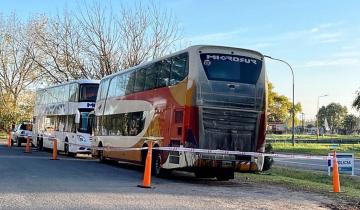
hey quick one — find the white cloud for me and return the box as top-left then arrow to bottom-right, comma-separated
257,22 -> 344,46
310,28 -> 319,33
297,57 -> 360,68
313,32 -> 342,43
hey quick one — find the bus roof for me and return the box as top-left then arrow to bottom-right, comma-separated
101,45 -> 264,81
36,79 -> 100,92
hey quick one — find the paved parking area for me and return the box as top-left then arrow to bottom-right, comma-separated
0,143 -> 335,210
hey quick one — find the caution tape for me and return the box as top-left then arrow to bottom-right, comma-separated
64,141 -> 147,151
62,142 -> 331,160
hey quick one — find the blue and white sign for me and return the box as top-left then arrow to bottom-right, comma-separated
328,153 -> 354,176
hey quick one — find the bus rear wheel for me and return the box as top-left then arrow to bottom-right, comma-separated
152,151 -> 171,178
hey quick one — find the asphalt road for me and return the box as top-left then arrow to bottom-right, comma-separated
0,143 -> 337,210
274,156 -> 359,176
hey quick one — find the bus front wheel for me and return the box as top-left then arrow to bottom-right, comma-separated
98,149 -> 106,163
64,142 -> 69,156
37,138 -> 43,151
17,138 -> 21,147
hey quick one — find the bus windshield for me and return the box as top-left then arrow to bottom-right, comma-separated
200,53 -> 262,84
79,84 -> 99,102
78,112 -> 90,133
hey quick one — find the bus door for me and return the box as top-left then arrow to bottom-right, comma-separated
56,116 -> 66,150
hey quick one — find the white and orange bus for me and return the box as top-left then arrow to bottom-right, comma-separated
91,45 -> 267,180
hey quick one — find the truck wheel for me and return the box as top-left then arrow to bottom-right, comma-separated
17,138 -> 21,147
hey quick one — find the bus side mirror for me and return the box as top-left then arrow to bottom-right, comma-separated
75,110 -> 81,124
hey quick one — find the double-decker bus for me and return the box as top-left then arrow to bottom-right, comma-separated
91,45 -> 267,180
33,80 -> 99,156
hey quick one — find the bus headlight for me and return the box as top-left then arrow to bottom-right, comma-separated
78,135 -> 86,142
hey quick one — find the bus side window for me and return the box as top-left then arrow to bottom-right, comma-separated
66,115 -> 76,133
170,53 -> 188,86
108,76 -> 118,98
125,72 -> 135,95
157,59 -> 171,88
144,64 -> 157,91
95,116 -> 102,136
69,83 -> 79,102
134,68 -> 146,93
96,82 -> 102,101
117,76 -> 126,96
100,78 -> 110,100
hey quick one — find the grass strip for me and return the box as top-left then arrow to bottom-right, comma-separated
236,166 -> 360,204
267,134 -> 360,140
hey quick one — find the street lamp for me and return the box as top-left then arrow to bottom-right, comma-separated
316,94 -> 328,140
264,55 -> 295,146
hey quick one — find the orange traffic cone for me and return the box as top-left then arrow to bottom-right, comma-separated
25,136 -> 31,153
7,131 -> 11,148
138,142 -> 153,188
332,150 -> 340,193
51,139 -> 59,160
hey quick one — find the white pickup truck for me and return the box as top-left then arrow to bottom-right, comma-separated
11,122 -> 33,147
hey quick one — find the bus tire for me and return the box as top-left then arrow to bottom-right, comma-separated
17,138 -> 21,147
98,150 -> 105,163
152,151 -> 161,177
38,138 -> 43,151
98,143 -> 106,163
68,152 -> 76,158
152,151 -> 171,178
263,144 -> 274,171
64,139 -> 71,156
10,139 -> 14,146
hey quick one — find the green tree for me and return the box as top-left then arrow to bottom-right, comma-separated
267,82 -> 302,125
342,114 -> 359,134
317,103 -> 348,133
353,89 -> 360,111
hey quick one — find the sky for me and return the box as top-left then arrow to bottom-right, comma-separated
1,0 -> 360,120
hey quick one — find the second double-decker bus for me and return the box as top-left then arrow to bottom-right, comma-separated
91,45 -> 267,180
33,80 -> 99,156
